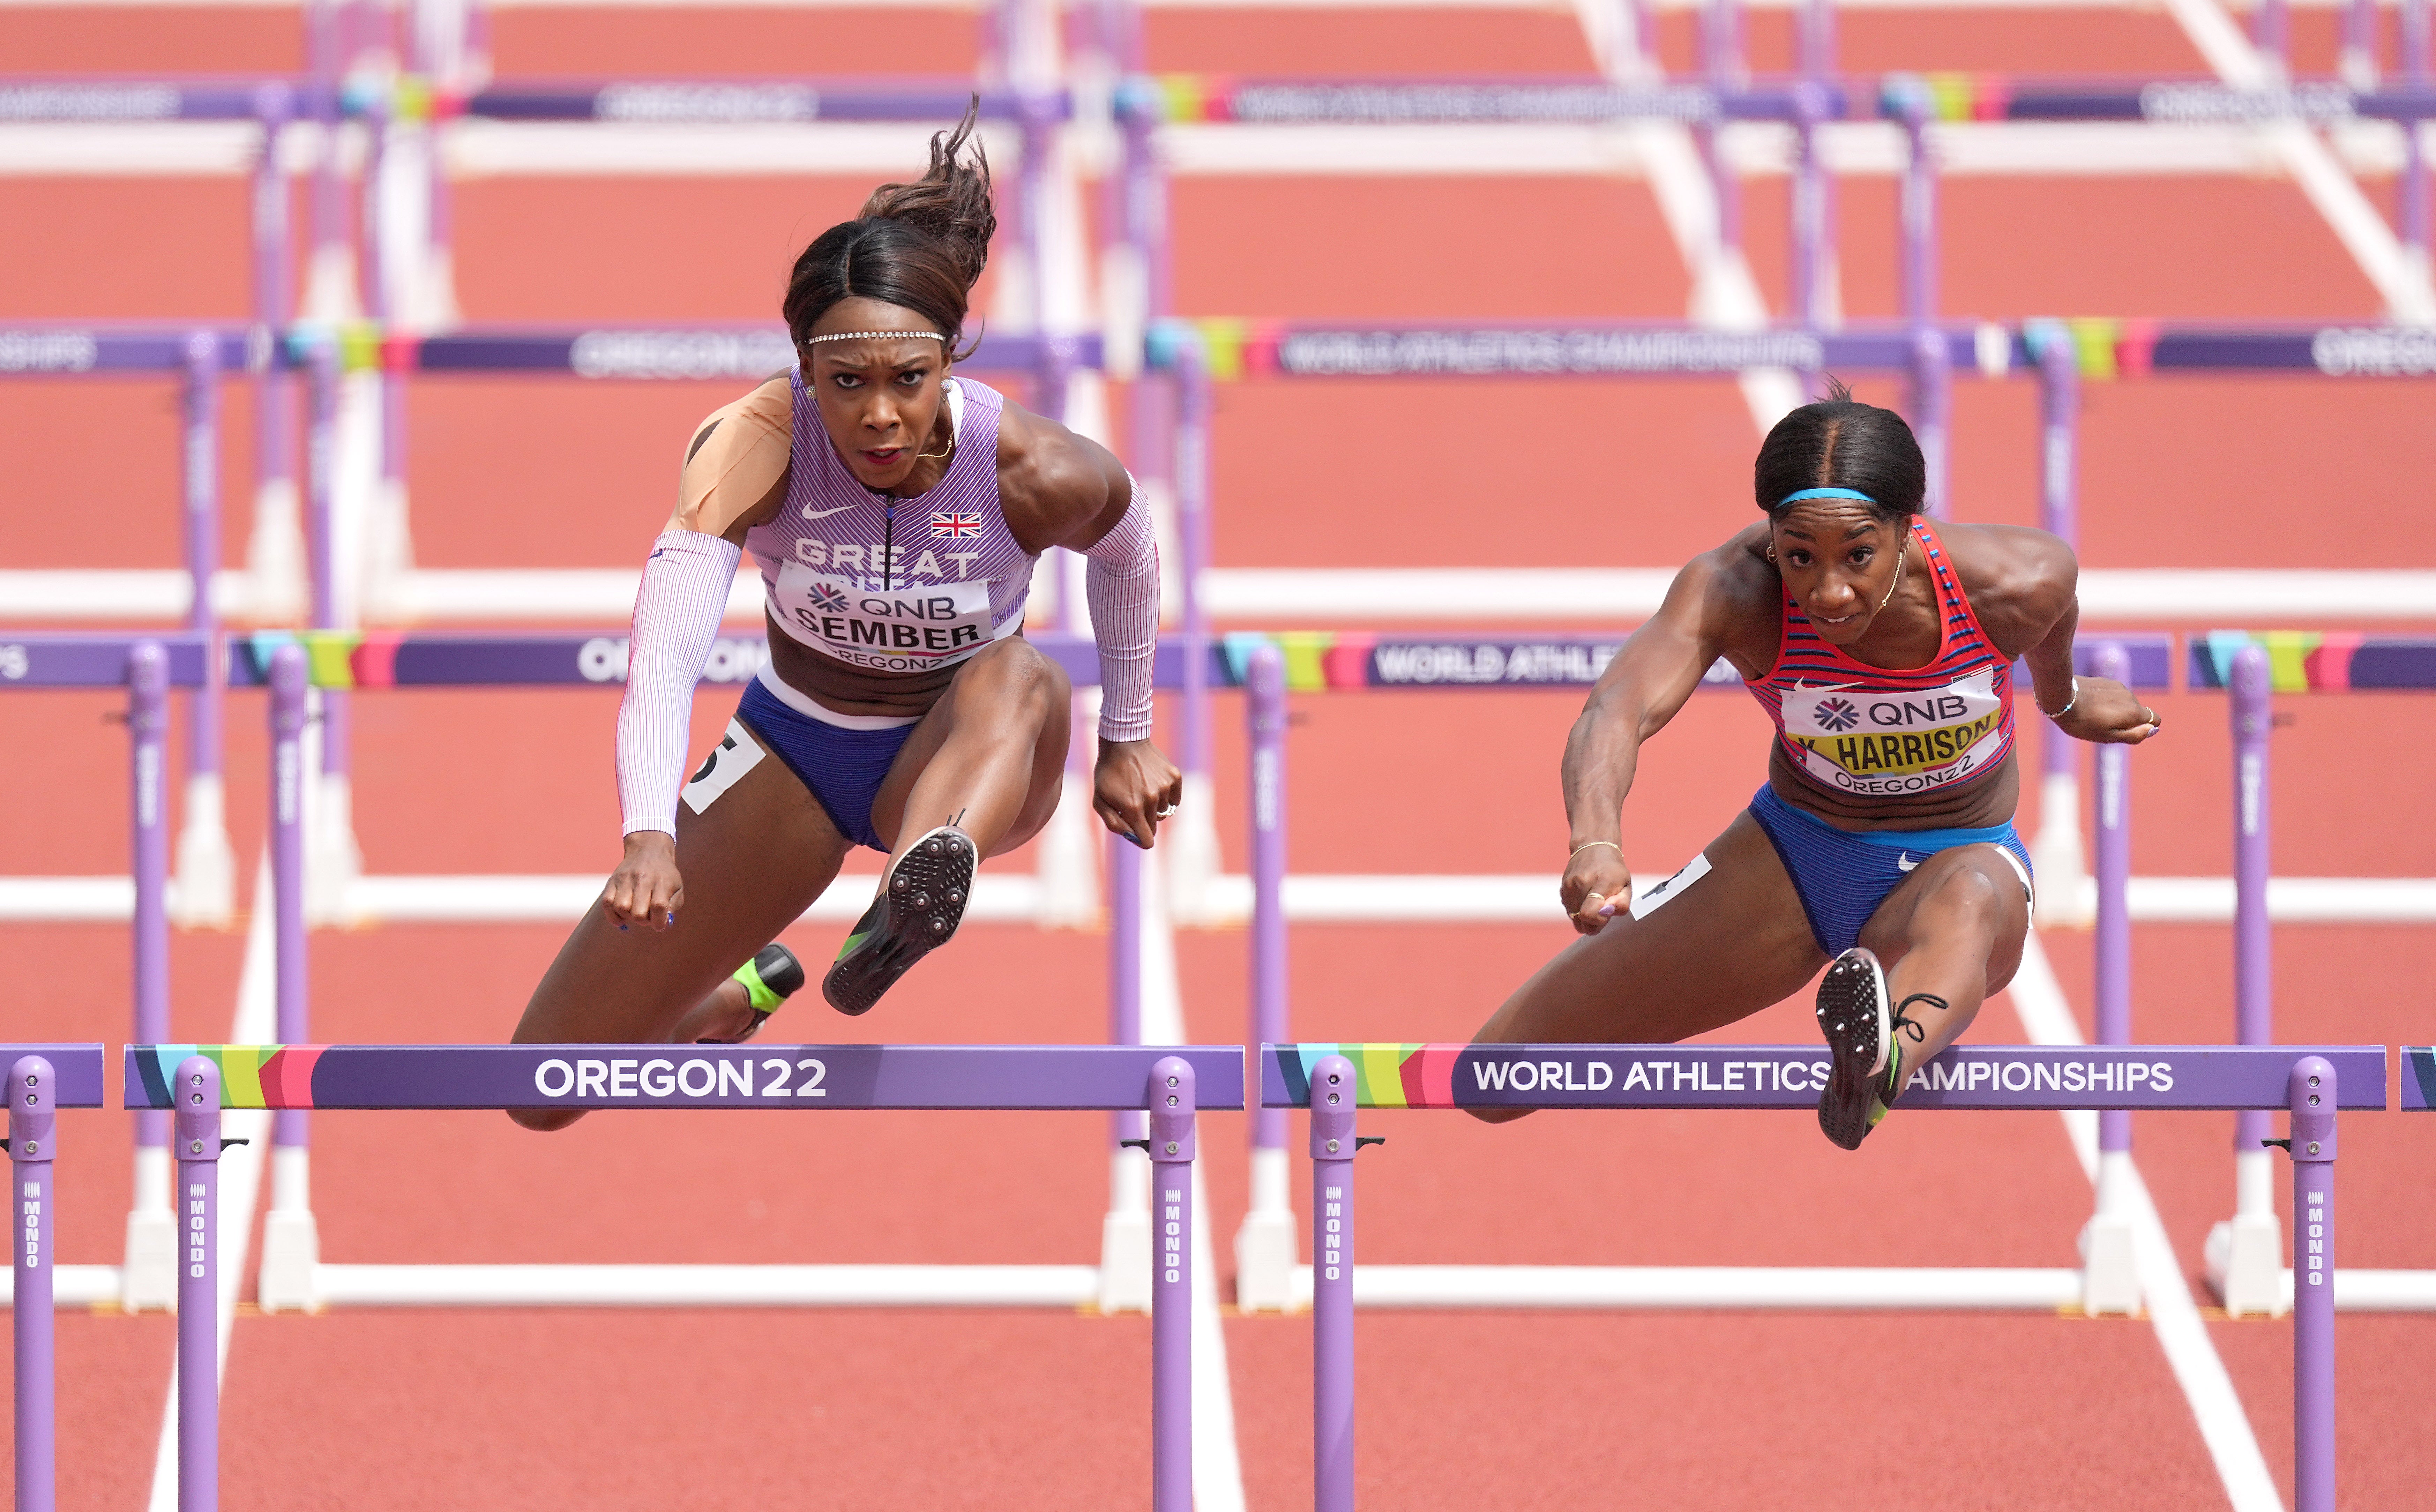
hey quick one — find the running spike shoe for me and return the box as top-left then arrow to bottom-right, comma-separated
1815,946 -> 1893,1151
821,825 -> 975,1016
694,943 -> 804,1044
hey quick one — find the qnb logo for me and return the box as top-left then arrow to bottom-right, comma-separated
1814,696 -> 1861,733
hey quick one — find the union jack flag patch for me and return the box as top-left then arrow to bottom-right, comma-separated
931,511 -> 985,540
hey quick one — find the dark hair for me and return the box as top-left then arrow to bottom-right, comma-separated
1751,379 -> 1925,522
783,101 -> 995,360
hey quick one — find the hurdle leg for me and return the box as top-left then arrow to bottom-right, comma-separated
14,1056 -> 59,1512
2211,646 -> 2284,1316
259,649 -> 321,1315
1146,1056 -> 1197,1512
1235,645 -> 1299,1311
2079,648 -> 2138,1315
1099,834 -> 1152,1314
126,645 -> 180,1310
173,1057 -> 225,1512
1309,1054 -> 1359,1512
2287,1057 -> 2336,1512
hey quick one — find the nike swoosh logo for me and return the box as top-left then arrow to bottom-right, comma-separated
802,504 -> 860,520
1897,852 -> 1921,872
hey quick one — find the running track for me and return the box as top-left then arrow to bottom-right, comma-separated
2,4 -> 2433,1507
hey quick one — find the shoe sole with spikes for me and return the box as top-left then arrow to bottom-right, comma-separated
1815,946 -> 1891,1151
822,827 -> 975,1016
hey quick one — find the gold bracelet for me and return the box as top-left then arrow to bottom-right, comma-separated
2038,676 -> 2080,721
1569,840 -> 1622,859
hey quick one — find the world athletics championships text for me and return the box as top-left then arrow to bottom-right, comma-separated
1226,83 -> 1718,126
1277,329 -> 1825,377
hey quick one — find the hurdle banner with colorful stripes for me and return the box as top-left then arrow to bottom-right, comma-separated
2406,1047 -> 2436,1111
2186,631 -> 2436,692
1260,1042 -> 2389,1111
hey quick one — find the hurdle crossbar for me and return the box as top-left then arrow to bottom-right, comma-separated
1284,1044 -> 2370,1512
136,1046 -> 1232,1509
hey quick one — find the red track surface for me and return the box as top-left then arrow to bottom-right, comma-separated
3,5 -> 2434,1508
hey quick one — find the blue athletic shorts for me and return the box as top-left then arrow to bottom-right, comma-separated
1745,783 -> 2032,959
734,675 -> 917,853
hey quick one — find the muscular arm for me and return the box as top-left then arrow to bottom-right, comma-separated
671,375 -> 794,541
1558,531 -> 1775,931
1948,522 -> 2157,745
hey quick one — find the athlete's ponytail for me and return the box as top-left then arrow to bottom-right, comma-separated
1752,379 -> 1926,521
783,99 -> 995,359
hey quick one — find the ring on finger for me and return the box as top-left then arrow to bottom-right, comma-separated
1155,803 -> 1179,818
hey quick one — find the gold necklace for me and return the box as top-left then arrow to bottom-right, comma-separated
1875,534 -> 1909,615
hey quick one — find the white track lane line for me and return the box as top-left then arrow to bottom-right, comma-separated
1140,859 -> 1250,1512
2008,935 -> 2284,1512
144,860 -> 276,1512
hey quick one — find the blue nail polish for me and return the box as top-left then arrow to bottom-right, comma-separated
1127,832 -> 1151,849
666,911 -> 676,925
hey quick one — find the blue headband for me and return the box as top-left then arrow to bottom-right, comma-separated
1777,487 -> 1879,507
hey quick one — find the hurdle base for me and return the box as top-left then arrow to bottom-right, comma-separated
2076,1214 -> 2141,1316
0,1265 -> 120,1309
121,1206 -> 178,1312
2206,1215 -> 2289,1319
1282,1265 -> 2090,1311
2276,1268 -> 2436,1312
170,775 -> 236,929
259,1208 -> 324,1315
309,1264 -> 1101,1308
1099,1207 -> 1154,1315
1233,1208 -> 1301,1314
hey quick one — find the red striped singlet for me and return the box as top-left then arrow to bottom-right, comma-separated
1743,519 -> 2016,799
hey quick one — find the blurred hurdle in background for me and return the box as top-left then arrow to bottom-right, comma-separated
1270,1041 -> 2385,1512
1,1042 -> 107,1512
1224,636 -> 2436,1315
125,1042 -> 1236,1512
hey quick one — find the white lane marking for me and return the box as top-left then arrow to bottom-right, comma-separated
144,859 -> 276,1512
1140,859 -> 1250,1512
2009,934 -> 2284,1512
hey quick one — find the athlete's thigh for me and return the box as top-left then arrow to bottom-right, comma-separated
1475,811 -> 1828,1046
1855,843 -> 2031,990
868,638 -> 1072,856
513,732 -> 850,1046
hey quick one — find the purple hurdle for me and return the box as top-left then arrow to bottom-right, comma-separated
174,1055 -> 224,1512
259,646 -> 320,1313
2210,643 -> 2284,1316
135,1042 -> 1230,1511
13,1055 -> 59,1512
173,332 -> 235,928
2079,642 -> 2140,1313
1265,1041 -> 2375,1509
1234,643 -> 1298,1310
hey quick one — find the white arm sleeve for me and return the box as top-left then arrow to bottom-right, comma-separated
617,529 -> 743,836
1083,476 -> 1159,743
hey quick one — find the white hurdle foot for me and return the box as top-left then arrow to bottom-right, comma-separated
1097,1146 -> 1152,1314
2207,1148 -> 2287,1318
1231,1145 -> 1299,1312
2077,1151 -> 2140,1316
1162,773 -> 1223,928
120,1145 -> 177,1311
306,771 -> 365,927
245,477 -> 308,624
2030,771 -> 2091,929
170,773 -> 237,929
257,1145 -> 323,1314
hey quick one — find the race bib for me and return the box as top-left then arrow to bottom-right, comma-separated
1779,669 -> 2004,796
682,719 -> 764,814
771,560 -> 997,673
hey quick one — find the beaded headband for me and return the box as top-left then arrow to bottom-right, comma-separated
802,330 -> 948,345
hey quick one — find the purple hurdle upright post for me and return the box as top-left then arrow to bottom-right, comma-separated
2287,1055 -> 2337,1512
1910,327 -> 1951,520
2028,333 -> 2084,921
2255,0 -> 2291,76
2080,642 -> 2140,1314
2210,643 -> 2283,1315
13,1055 -> 59,1512
2341,0 -> 2379,87
1173,343 -> 1215,882
175,331 -> 235,928
126,641 -> 180,1310
251,83 -> 301,622
1309,1054 -> 1359,1512
1234,643 -> 1298,1311
1109,831 -> 1144,1146
1789,0 -> 1837,333
258,645 -> 320,1315
173,1056 -> 223,1512
1145,1056 -> 1197,1512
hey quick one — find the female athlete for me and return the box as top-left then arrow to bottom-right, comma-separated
1473,387 -> 2159,1148
510,111 -> 1180,1129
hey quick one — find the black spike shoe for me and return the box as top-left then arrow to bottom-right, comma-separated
1815,947 -> 1892,1151
821,826 -> 976,1016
